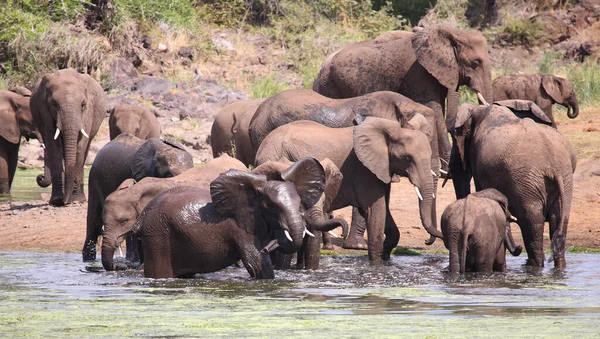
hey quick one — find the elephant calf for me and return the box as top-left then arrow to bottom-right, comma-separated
441,189 -> 523,276
109,104 -> 161,140
123,164 -> 328,279
493,73 -> 579,126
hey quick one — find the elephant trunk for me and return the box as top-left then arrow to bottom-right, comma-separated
36,163 -> 52,188
277,213 -> 306,254
304,198 -> 349,237
566,95 -> 579,119
411,161 -> 443,243
102,230 -> 131,271
505,222 -> 523,257
446,90 -> 460,133
61,112 -> 81,205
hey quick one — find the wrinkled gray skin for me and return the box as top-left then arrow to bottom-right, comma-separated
253,158 -> 349,270
0,89 -> 41,194
452,100 -> 576,269
211,99 -> 264,166
255,117 -> 441,263
313,25 -> 495,172
249,89 -> 442,248
83,134 -> 193,262
122,163 -> 326,279
30,68 -> 108,206
109,104 -> 161,140
101,154 -> 247,271
493,73 -> 579,126
441,188 -> 523,277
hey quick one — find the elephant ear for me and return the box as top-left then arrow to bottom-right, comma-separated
353,117 -> 391,184
131,138 -> 161,181
406,114 -> 432,141
117,178 -> 137,191
281,157 -> 326,209
252,160 -> 289,180
0,103 -> 20,144
541,75 -> 565,104
454,104 -> 476,131
210,170 -> 267,233
494,100 -> 553,126
473,188 -> 510,220
319,158 -> 343,212
412,25 -> 459,91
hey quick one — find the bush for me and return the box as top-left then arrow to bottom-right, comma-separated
565,59 -> 600,108
500,17 -> 544,47
250,74 -> 292,98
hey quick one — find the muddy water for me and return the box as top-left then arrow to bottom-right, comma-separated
1,252 -> 599,337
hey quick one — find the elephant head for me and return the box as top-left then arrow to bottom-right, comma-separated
130,138 -> 194,181
9,86 -> 32,97
0,90 -> 39,145
253,157 -> 348,236
412,25 -> 493,129
541,75 -> 579,119
210,163 -> 326,254
353,117 -> 443,241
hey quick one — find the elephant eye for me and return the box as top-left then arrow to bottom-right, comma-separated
472,59 -> 481,68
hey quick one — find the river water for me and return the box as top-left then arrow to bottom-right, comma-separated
1,251 -> 599,337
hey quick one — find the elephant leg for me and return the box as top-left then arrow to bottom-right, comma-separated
239,241 -> 275,279
520,217 -> 546,268
449,142 -> 472,199
70,140 -> 90,203
270,252 -> 292,270
342,207 -> 368,250
7,142 -> 19,192
322,230 -> 334,250
436,116 -> 451,175
363,197 -> 387,264
44,138 -> 66,206
493,243 -> 506,272
296,239 -> 307,269
304,230 -> 322,270
0,141 -> 10,194
382,208 -> 400,261
82,192 -> 103,261
549,207 -> 569,269
126,236 -> 142,264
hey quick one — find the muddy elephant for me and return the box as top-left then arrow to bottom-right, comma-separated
101,154 -> 246,271
122,161 -> 327,278
255,117 -> 442,263
211,99 -> 264,166
313,24 -> 494,170
249,88 -> 443,249
0,89 -> 41,194
452,100 -> 576,268
83,134 -> 193,262
441,188 -> 523,275
493,73 -> 579,126
253,158 -> 348,270
109,104 -> 161,140
30,68 -> 108,206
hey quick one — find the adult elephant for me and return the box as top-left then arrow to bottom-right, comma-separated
211,99 -> 264,166
453,100 -> 576,268
249,88 -> 442,248
313,24 -> 494,167
82,133 -> 193,262
109,104 -> 161,140
493,73 -> 579,126
255,117 -> 442,263
30,68 -> 108,206
0,89 -> 41,194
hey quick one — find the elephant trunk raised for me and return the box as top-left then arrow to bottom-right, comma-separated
412,160 -> 443,242
566,95 -> 579,119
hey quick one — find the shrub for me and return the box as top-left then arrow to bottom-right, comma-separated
250,74 -> 292,98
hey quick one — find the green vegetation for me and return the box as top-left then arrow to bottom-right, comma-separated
567,247 -> 600,254
250,74 -> 292,98
392,246 -> 421,256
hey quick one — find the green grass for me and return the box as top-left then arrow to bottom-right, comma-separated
392,246 -> 421,256
567,247 -> 600,254
250,75 -> 293,99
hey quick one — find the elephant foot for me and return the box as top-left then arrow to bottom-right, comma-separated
342,235 -> 368,250
82,240 -> 97,262
322,242 -> 334,250
69,192 -> 87,204
322,232 -> 334,250
0,179 -> 10,195
554,256 -> 566,269
49,194 -> 66,207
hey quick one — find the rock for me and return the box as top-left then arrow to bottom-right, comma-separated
249,56 -> 261,65
132,76 -> 171,95
211,38 -> 235,52
157,43 -> 169,52
178,46 -> 194,60
106,58 -> 138,89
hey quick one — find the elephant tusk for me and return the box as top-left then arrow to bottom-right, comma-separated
510,216 -> 518,222
414,186 -> 423,201
54,128 -> 60,140
80,128 -> 89,138
433,193 -> 435,198
328,231 -> 339,238
477,92 -> 490,106
431,170 -> 437,177
440,158 -> 449,166
40,143 -> 45,149
118,244 -> 124,258
439,169 -> 448,175
304,229 -> 315,238
284,230 -> 293,242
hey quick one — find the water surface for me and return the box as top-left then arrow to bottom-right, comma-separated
1,251 -> 599,337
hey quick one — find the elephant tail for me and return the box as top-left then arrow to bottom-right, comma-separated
458,231 -> 468,274
231,112 -> 238,134
549,174 -> 567,263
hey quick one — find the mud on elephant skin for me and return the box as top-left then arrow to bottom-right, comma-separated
30,68 -> 108,206
255,117 -> 442,263
451,100 -> 576,269
121,161 -> 327,278
82,134 -> 193,262
253,158 -> 348,270
441,188 -> 522,276
493,73 -> 579,126
0,89 -> 41,194
109,104 -> 161,140
211,99 -> 264,167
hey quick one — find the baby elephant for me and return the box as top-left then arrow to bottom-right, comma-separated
493,73 -> 578,126
109,104 -> 161,140
441,189 -> 522,275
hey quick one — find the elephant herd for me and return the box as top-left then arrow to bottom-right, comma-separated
0,24 -> 579,279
